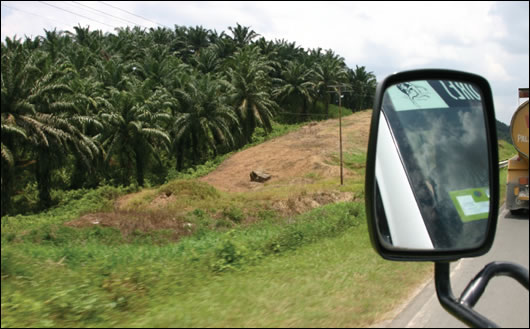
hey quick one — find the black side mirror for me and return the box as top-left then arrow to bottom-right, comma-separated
365,69 -> 499,261
365,69 -> 529,328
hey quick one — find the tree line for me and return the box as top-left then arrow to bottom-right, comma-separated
1,23 -> 377,215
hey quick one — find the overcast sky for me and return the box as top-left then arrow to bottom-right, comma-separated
1,1 -> 528,124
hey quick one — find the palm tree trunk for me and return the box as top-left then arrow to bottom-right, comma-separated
135,148 -> 145,187
70,157 -> 86,189
1,166 -> 14,216
192,133 -> 200,165
36,148 -> 52,208
301,97 -> 308,122
325,94 -> 330,118
176,141 -> 184,171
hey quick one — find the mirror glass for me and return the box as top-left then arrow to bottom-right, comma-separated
375,79 -> 490,251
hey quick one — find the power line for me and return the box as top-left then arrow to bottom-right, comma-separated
37,1 -> 116,29
97,1 -> 171,29
70,1 -> 149,29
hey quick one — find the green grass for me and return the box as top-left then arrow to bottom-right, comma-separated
1,190 -> 431,328
499,167 -> 508,207
497,139 -> 517,207
327,103 -> 354,119
128,224 -> 431,328
498,139 -> 517,161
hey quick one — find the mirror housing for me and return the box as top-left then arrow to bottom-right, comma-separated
365,69 -> 499,261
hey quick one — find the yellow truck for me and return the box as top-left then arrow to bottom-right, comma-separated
505,90 -> 529,214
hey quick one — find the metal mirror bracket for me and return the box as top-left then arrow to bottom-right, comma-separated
434,262 -> 530,328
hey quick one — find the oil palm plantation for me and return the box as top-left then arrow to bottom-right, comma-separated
2,22 -> 378,216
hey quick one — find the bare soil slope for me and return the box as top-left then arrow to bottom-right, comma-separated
200,110 -> 372,192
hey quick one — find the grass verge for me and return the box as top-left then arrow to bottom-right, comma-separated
1,192 -> 431,327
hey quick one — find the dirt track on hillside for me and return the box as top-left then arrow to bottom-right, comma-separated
200,110 -> 372,192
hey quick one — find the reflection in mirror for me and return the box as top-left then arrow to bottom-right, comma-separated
375,79 -> 490,251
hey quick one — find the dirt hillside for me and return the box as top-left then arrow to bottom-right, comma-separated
200,110 -> 372,192
68,110 -> 372,236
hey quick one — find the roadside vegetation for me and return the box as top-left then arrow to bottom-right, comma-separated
1,180 -> 431,328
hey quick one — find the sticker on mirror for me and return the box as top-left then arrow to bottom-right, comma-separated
449,188 -> 490,223
387,81 -> 449,111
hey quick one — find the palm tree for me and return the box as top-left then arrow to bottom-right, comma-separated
210,36 -> 238,61
111,26 -> 149,62
273,39 -> 304,66
225,47 -> 278,144
131,45 -> 180,88
187,25 -> 213,56
274,61 -> 315,122
254,37 -> 277,60
149,27 -> 175,46
67,25 -> 104,53
66,75 -> 107,188
172,73 -> 240,169
348,65 -> 377,111
96,57 -> 133,91
312,51 -> 348,118
228,23 -> 260,49
193,47 -> 222,74
100,80 -> 171,186
40,28 -> 70,62
64,43 -> 99,78
1,115 -> 27,215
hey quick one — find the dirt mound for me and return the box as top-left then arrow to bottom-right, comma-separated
200,110 -> 372,192
65,210 -> 193,241
272,191 -> 356,217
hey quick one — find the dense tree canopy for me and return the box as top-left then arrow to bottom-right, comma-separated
1,23 -> 377,215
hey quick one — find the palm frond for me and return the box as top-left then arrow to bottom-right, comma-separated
1,142 -> 15,167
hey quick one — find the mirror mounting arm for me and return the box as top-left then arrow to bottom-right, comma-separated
434,261 -> 530,327
435,262 -> 499,328
459,261 -> 529,308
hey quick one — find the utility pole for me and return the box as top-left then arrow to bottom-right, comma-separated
328,84 -> 353,186
338,87 -> 343,186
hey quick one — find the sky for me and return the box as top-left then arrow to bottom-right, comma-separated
1,1 -> 529,124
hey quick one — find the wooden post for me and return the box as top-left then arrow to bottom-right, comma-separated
338,87 -> 343,186
329,85 -> 352,186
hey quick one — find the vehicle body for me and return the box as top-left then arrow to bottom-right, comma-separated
365,69 -> 529,327
506,98 -> 529,214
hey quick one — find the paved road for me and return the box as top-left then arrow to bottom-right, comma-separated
387,206 -> 529,328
